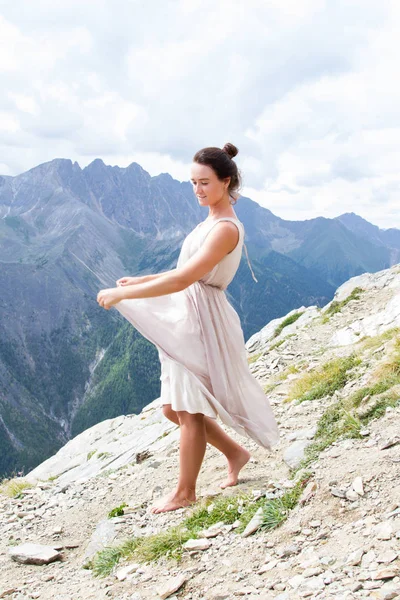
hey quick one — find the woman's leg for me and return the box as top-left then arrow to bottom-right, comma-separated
151,410 -> 206,513
162,405 -> 250,489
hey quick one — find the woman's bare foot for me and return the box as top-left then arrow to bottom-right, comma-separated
150,490 -> 196,514
220,448 -> 251,489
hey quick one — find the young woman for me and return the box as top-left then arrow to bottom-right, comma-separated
97,143 -> 279,513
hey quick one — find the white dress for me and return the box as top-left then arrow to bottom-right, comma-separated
116,217 -> 279,449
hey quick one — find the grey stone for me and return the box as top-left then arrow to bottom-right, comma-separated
156,574 -> 187,599
284,440 -> 312,470
241,506 -> 264,537
82,519 -> 118,567
9,543 -> 62,565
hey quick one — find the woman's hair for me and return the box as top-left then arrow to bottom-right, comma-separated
193,142 -> 242,203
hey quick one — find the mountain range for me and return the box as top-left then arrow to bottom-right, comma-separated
0,158 -> 398,477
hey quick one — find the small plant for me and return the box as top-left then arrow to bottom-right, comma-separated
248,352 -> 262,364
97,452 -> 112,461
89,539 -> 139,577
0,478 -> 33,498
108,503 -> 127,518
272,312 -> 304,339
286,354 -> 361,403
360,327 -> 399,351
87,450 -> 97,461
323,287 -> 364,321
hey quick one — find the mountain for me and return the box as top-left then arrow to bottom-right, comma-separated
0,158 -> 398,478
336,212 -> 400,263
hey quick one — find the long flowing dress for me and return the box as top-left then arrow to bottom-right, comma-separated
115,217 -> 279,449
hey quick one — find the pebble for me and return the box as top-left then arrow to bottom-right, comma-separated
183,539 -> 211,551
156,574 -> 187,600
375,522 -> 393,540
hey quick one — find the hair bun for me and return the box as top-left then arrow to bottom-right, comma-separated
222,142 -> 239,159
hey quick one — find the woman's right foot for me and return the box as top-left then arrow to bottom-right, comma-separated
150,490 -> 196,514
220,448 -> 251,489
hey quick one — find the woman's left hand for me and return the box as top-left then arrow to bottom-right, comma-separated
97,287 -> 123,310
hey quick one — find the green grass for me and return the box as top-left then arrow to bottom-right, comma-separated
247,352 -> 262,364
0,478 -> 33,498
296,366 -> 400,473
272,312 -> 304,339
360,327 -> 400,351
287,354 -> 361,403
108,503 -> 127,518
87,450 -> 97,461
97,452 -> 112,461
90,476 -> 310,577
322,287 -> 364,323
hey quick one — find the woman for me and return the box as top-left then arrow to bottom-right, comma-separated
97,143 -> 279,513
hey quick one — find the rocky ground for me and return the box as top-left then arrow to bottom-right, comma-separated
1,265 -> 400,600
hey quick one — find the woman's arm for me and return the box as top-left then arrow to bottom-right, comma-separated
97,221 -> 239,309
117,270 -> 176,286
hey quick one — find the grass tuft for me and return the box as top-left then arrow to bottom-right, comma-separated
272,312 -> 304,339
108,503 -> 127,518
286,354 -> 361,403
360,327 -> 399,351
323,287 -> 364,321
247,352 -> 262,364
0,478 -> 33,498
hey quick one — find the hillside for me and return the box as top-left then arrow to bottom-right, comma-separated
0,264 -> 399,600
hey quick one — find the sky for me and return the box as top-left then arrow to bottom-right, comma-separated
0,0 -> 399,228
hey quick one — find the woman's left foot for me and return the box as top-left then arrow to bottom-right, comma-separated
220,448 -> 251,489
150,491 -> 196,514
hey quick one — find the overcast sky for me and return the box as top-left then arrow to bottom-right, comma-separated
0,0 -> 399,228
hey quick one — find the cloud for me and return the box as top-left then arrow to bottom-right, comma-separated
0,0 -> 399,228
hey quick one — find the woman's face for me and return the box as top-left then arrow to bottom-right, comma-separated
190,163 -> 230,207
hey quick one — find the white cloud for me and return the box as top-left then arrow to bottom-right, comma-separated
0,0 -> 399,228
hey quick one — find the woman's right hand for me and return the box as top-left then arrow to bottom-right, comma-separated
116,276 -> 142,287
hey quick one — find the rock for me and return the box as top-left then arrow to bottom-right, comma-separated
9,543 -> 62,565
182,538 -> 211,551
303,566 -> 323,577
82,519 -> 118,567
116,563 -> 140,581
0,590 -> 18,598
298,575 -> 325,595
286,428 -> 316,442
287,574 -> 305,590
352,477 -> 364,496
376,550 -> 398,564
284,440 -> 312,470
375,522 -> 393,540
309,520 -> 321,528
156,574 -> 187,599
258,559 -> 278,573
346,548 -> 364,566
373,568 -> 398,580
199,522 -> 224,538
330,487 -> 346,498
379,437 -> 400,450
346,489 -> 359,502
136,450 -> 152,463
299,481 -> 317,505
241,506 -> 264,537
